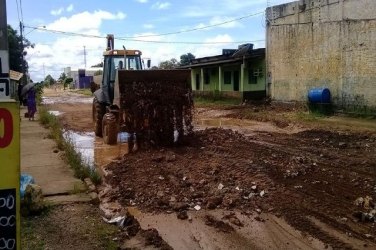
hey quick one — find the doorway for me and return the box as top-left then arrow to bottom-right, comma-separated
233,71 -> 239,91
195,73 -> 200,90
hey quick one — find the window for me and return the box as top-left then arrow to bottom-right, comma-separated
224,71 -> 232,85
248,69 -> 258,84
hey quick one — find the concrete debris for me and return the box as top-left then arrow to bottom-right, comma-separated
260,190 -> 265,197
354,196 -> 374,209
365,234 -> 373,239
194,205 -> 201,211
340,217 -> 348,222
353,210 -> 376,223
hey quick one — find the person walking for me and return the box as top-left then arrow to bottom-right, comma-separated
27,87 -> 37,121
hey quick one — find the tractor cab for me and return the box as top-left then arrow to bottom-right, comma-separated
100,50 -> 143,105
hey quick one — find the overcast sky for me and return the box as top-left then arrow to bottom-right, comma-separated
6,0 -> 292,81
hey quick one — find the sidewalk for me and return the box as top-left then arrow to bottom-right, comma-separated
20,107 -> 90,204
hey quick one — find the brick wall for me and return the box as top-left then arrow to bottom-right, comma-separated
266,0 -> 376,111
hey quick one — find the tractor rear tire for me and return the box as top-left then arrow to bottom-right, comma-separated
102,113 -> 118,145
93,98 -> 105,137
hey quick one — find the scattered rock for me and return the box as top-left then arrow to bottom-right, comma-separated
254,216 -> 265,222
152,155 -> 164,162
256,208 -> 262,214
171,202 -> 189,211
365,234 -> 373,239
21,184 -> 45,216
157,191 -> 164,197
177,210 -> 189,220
260,190 -> 265,197
340,217 -> 348,223
89,192 -> 100,205
218,183 -> 224,190
53,149 -> 59,153
338,142 -> 347,148
194,205 -> 201,211
206,196 -> 223,209
166,154 -> 176,162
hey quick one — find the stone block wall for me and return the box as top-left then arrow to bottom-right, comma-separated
266,0 -> 376,112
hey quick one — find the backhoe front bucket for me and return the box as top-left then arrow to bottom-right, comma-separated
115,70 -> 193,147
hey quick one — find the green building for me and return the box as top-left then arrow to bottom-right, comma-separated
181,44 -> 266,101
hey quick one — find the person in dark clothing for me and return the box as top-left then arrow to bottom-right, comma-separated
27,87 -> 37,121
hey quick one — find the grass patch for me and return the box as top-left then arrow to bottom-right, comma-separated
21,217 -> 47,250
72,88 -> 93,96
39,107 -> 102,185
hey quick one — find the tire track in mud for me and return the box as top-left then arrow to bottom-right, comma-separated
106,128 -> 376,249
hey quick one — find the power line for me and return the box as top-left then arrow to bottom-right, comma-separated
118,11 -> 264,39
23,10 -> 264,43
23,26 -> 264,44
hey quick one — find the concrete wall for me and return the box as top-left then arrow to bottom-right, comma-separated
266,0 -> 376,111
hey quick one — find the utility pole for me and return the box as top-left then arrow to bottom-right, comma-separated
0,0 -> 10,99
19,21 -> 26,85
83,45 -> 87,69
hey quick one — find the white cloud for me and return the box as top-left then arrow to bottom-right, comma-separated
50,8 -> 64,16
47,10 -> 126,33
136,0 -> 148,3
27,10 -> 127,81
66,4 -> 74,12
143,24 -> 154,29
152,2 -> 171,10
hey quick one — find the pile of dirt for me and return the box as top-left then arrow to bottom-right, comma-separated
106,128 -> 376,247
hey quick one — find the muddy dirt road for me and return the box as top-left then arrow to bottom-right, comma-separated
45,90 -> 376,249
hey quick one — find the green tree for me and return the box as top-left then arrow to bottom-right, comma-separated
59,72 -> 67,82
91,62 -> 103,67
63,77 -> 73,90
180,53 -> 195,66
158,58 -> 179,69
44,74 -> 56,86
7,25 -> 33,74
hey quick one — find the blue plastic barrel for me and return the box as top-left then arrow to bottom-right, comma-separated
308,88 -> 331,103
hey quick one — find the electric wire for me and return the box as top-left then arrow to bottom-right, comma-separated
23,10 -> 265,43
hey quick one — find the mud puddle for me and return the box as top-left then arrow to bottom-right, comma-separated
61,129 -> 130,169
48,110 -> 64,116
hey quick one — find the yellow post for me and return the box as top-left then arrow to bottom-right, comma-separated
0,100 -> 20,250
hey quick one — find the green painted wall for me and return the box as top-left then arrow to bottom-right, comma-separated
190,58 -> 266,93
243,58 -> 266,92
221,65 -> 240,91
